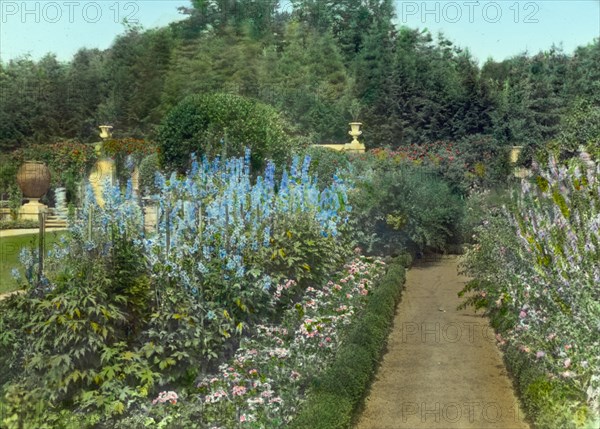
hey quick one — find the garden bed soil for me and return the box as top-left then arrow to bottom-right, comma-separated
355,256 -> 530,429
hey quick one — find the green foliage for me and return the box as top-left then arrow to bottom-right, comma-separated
350,157 -> 464,255
0,234 -> 161,427
442,135 -> 512,193
138,153 -> 161,196
303,146 -> 352,187
550,98 -> 600,159
290,257 -> 409,429
0,296 -> 30,387
257,213 -> 352,295
459,153 -> 600,428
500,344 -> 593,429
157,93 -> 292,172
0,219 -> 38,230
0,154 -> 19,199
458,187 -> 513,243
98,27 -> 175,135
269,21 -> 352,144
7,185 -> 22,221
139,289 -> 229,385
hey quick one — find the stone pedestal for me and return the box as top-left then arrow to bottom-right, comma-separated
54,187 -> 68,219
143,200 -> 158,232
19,199 -> 47,220
343,140 -> 366,153
89,158 -> 115,207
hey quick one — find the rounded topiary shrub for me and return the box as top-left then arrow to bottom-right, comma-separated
138,153 -> 161,196
157,93 -> 293,173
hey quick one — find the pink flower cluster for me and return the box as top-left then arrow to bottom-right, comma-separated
152,390 -> 178,405
196,256 -> 387,426
274,279 -> 297,301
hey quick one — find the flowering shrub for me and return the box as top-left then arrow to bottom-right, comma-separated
152,391 -> 178,405
103,138 -> 156,159
190,256 -> 386,428
460,150 -> 600,428
363,135 -> 510,194
370,142 -> 460,166
1,150 -> 354,428
8,140 -> 98,204
11,140 -> 98,186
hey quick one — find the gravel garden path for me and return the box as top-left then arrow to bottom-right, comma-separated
356,256 -> 530,429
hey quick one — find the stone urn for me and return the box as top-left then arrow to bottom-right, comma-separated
16,161 -> 51,220
345,122 -> 365,153
509,146 -> 523,164
99,125 -> 113,139
17,161 -> 51,198
349,122 -> 362,143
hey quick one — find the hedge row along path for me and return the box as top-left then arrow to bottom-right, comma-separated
356,256 -> 530,429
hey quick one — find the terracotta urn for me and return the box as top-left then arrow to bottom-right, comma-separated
16,161 -> 51,199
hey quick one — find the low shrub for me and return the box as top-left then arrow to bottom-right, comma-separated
137,153 -> 161,196
290,256 -> 409,429
157,93 -> 293,173
498,336 -> 595,429
459,150 -> 600,428
0,219 -> 38,230
303,146 -> 352,187
349,156 -> 464,255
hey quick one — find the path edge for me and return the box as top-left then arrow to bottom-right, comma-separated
289,254 -> 412,429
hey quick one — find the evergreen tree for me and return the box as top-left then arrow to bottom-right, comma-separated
291,0 -> 394,62
65,48 -> 107,140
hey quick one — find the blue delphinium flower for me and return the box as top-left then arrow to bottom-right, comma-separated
301,154 -> 311,184
290,156 -> 299,179
262,275 -> 272,291
265,161 -> 275,189
263,226 -> 271,247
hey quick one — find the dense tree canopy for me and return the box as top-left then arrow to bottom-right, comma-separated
0,1 -> 598,158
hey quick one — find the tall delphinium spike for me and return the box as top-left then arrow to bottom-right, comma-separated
244,147 -> 251,177
301,154 -> 311,184
190,153 -> 199,177
290,156 -> 299,180
265,161 -> 275,190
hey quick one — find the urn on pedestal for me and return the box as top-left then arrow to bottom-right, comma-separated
16,161 -> 51,220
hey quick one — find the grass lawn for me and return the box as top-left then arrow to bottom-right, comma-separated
0,231 -> 66,294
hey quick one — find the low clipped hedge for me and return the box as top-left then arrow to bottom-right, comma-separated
0,219 -> 38,230
290,254 -> 411,429
489,314 -> 596,429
